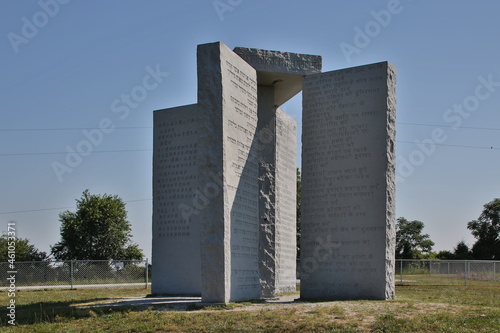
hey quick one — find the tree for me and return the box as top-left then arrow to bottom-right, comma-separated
0,234 -> 47,261
436,250 -> 454,260
396,217 -> 435,259
453,240 -> 473,260
467,198 -> 500,259
51,190 -> 144,260
296,168 -> 302,258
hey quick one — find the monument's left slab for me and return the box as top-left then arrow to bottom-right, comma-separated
197,42 -> 260,303
152,104 -> 202,295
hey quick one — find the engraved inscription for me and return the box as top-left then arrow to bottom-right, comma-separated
223,57 -> 260,297
301,62 -> 394,299
154,111 -> 201,238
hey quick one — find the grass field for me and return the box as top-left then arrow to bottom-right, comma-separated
1,284 -> 499,332
396,274 -> 500,287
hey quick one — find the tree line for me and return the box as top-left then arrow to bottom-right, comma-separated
396,198 -> 500,260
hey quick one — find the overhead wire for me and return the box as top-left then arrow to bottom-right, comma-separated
0,199 -> 152,215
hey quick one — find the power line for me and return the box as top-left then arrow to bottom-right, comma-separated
0,206 -> 75,215
1,143 -> 498,157
0,198 -> 152,215
397,141 -> 499,150
0,149 -> 152,157
2,123 -> 499,132
0,126 -> 153,132
397,122 -> 500,131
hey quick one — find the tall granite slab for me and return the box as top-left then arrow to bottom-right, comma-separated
255,98 -> 298,297
152,104 -> 201,295
197,42 -> 260,303
274,108 -> 298,294
234,46 -> 321,297
254,84 -> 278,298
300,62 -> 396,300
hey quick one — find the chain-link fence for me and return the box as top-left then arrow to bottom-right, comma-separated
396,259 -> 500,286
0,260 -> 149,290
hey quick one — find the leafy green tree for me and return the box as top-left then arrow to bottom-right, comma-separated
453,241 -> 473,260
396,217 -> 435,259
0,234 -> 47,261
296,168 -> 301,258
467,198 -> 500,259
51,190 -> 143,260
436,250 -> 454,260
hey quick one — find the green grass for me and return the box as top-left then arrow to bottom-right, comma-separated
0,280 -> 146,288
396,285 -> 499,307
1,285 -> 499,332
396,273 -> 500,287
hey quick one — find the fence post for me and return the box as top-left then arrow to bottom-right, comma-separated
70,260 -> 74,289
145,258 -> 149,289
400,260 -> 403,283
464,261 -> 467,286
494,262 -> 496,281
468,261 -> 471,283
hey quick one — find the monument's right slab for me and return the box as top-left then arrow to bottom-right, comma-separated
301,62 -> 396,300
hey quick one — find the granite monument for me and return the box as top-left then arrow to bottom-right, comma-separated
152,42 -> 396,303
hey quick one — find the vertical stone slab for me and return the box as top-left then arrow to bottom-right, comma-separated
256,98 -> 298,298
256,85 -> 277,298
152,104 -> 201,295
234,47 -> 319,297
301,62 -> 396,300
275,108 -> 297,294
255,88 -> 298,298
197,42 -> 260,303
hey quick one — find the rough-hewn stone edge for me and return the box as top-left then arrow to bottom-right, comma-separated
196,42 -> 228,303
233,47 -> 322,75
257,86 -> 277,298
385,62 -> 397,300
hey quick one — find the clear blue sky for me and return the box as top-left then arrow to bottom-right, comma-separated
1,0 -> 499,258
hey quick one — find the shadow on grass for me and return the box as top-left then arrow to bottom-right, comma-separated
186,298 -> 268,311
0,298 -> 138,327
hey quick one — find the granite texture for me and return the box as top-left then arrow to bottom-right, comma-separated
197,42 -> 260,303
152,41 -> 396,303
300,62 -> 396,300
256,91 -> 297,298
152,104 -> 202,296
233,47 -> 322,75
234,47 -> 323,106
275,108 -> 297,294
